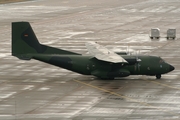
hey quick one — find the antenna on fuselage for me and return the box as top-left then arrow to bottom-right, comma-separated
126,44 -> 131,55
136,50 -> 141,62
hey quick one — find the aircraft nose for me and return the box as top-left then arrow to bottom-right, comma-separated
169,65 -> 175,72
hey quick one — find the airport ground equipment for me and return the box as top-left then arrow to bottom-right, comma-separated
167,29 -> 176,39
150,28 -> 160,39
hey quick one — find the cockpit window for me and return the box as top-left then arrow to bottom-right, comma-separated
159,59 -> 165,63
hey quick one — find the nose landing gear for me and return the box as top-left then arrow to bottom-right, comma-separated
156,74 -> 161,79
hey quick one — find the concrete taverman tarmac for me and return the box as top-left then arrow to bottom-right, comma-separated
0,0 -> 179,119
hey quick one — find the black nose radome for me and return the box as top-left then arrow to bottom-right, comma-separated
169,65 -> 175,72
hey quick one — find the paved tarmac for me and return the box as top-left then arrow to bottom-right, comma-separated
0,0 -> 180,119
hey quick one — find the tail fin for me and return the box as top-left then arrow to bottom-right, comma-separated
12,22 -> 79,60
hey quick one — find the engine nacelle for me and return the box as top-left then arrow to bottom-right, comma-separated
124,57 -> 138,65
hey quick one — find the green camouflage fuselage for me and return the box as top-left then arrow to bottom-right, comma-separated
30,54 -> 171,78
11,22 -> 174,79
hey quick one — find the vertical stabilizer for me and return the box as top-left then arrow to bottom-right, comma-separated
12,22 -> 45,58
12,22 -> 79,60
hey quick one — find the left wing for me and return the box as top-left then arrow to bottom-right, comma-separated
85,41 -> 128,63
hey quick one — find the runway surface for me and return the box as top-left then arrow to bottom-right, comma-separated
0,0 -> 180,119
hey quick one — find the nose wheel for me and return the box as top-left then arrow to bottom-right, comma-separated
156,74 -> 161,79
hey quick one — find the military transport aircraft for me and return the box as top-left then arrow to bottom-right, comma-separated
11,22 -> 175,79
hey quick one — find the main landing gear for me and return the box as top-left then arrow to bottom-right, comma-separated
101,77 -> 114,80
156,74 -> 161,79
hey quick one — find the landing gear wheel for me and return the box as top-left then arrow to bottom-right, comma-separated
109,77 -> 115,80
100,77 -> 114,80
106,77 -> 114,80
156,74 -> 161,79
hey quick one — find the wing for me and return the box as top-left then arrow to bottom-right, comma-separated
85,41 -> 128,63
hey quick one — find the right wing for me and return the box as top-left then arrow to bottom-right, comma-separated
85,41 -> 128,63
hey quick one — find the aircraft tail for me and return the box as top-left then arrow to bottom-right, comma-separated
12,22 -> 79,60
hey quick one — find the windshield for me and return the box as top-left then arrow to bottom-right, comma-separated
159,58 -> 165,63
